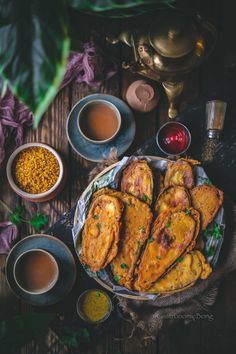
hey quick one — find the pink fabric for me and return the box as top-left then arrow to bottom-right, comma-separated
61,42 -> 117,90
0,221 -> 19,254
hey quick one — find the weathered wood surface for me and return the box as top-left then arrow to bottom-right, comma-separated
1,1 -> 236,353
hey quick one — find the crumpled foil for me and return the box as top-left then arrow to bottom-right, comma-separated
72,156 -> 225,300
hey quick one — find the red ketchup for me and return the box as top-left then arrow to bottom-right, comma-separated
158,122 -> 190,155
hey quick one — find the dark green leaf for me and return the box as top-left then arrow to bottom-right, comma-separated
93,214 -> 99,220
61,327 -> 89,349
9,205 -> 25,226
120,263 -> 127,269
165,222 -> 171,228
185,209 -> 192,216
29,214 -> 48,230
0,313 -> 54,353
0,0 -> 70,128
69,0 -> 175,18
212,224 -> 223,240
176,256 -> 183,263
142,195 -> 149,202
204,179 -> 213,186
206,245 -> 215,257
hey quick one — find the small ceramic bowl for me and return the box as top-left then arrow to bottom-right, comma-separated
77,99 -> 121,144
13,249 -> 59,295
6,142 -> 66,202
76,289 -> 113,324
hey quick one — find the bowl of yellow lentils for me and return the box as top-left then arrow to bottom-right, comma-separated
6,143 -> 65,202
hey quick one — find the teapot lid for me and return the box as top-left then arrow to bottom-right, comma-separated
149,11 -> 197,58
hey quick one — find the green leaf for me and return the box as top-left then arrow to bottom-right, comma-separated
176,256 -> 183,263
185,209 -> 192,216
120,263 -> 127,269
29,214 -> 48,230
69,0 -> 175,17
142,195 -> 149,202
0,0 -> 70,128
114,274 -> 122,282
206,245 -> 215,257
93,214 -> 99,220
165,222 -> 171,228
212,224 -> 223,240
0,313 -> 54,353
9,205 -> 26,226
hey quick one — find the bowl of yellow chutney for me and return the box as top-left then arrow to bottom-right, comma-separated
76,289 -> 113,324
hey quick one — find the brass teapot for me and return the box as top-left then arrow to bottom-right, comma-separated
107,10 -> 217,118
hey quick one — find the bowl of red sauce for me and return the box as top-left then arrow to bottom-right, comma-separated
156,122 -> 191,156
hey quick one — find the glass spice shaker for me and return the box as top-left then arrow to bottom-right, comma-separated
206,100 -> 227,138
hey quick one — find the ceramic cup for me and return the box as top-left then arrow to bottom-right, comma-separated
6,142 -> 65,202
13,249 -> 59,295
77,99 -> 121,144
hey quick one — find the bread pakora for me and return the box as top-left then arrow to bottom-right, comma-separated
121,160 -> 153,205
80,194 -> 123,272
93,187 -> 153,289
191,185 -> 224,230
135,208 -> 199,292
155,186 -> 191,214
164,159 -> 194,189
148,250 -> 212,294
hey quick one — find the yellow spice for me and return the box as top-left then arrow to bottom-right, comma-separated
13,147 -> 60,194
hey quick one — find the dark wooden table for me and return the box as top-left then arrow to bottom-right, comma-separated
1,1 -> 236,353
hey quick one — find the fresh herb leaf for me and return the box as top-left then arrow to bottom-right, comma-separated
114,274 -> 122,282
147,236 -> 154,244
142,195 -> 149,202
139,226 -> 146,233
204,223 -> 223,240
156,256 -> 161,260
9,205 -> 26,225
96,291 -> 101,297
206,245 -> 215,257
97,223 -> 102,230
165,222 -> 171,228
93,214 -> 99,220
204,179 -> 213,186
177,256 -> 183,263
120,263 -> 127,269
185,209 -> 191,216
29,214 -> 48,230
62,326 -> 91,348
212,224 -> 223,240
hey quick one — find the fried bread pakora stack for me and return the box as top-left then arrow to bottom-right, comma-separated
80,158 -> 224,294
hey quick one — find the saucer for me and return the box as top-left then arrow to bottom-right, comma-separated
6,234 -> 76,306
66,94 -> 136,162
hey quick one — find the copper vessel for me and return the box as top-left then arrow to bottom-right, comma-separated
107,10 -> 217,118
